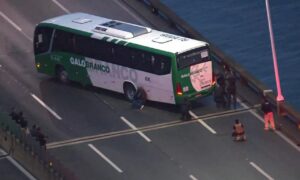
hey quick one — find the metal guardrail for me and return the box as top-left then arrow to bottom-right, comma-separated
0,112 -> 77,180
136,0 -> 300,128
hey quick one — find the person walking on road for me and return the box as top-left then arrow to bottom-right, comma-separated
261,97 -> 276,131
232,119 -> 246,141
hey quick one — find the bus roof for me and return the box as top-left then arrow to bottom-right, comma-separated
40,12 -> 208,54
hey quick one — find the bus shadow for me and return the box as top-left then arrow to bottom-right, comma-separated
38,78 -> 180,114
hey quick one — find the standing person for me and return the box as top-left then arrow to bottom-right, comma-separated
232,119 -> 246,141
213,83 -> 226,109
261,97 -> 276,131
214,74 -> 226,109
9,107 -> 19,122
132,87 -> 147,110
15,111 -> 24,125
225,67 -> 237,109
30,125 -> 37,138
180,98 -> 191,121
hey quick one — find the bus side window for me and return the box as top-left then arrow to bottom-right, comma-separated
154,56 -> 171,75
136,51 -> 152,73
113,45 -> 131,67
34,26 -> 53,55
52,30 -> 75,53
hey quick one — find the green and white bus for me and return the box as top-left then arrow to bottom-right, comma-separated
34,12 -> 215,105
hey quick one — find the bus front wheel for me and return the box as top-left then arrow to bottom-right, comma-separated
123,83 -> 136,101
56,66 -> 69,83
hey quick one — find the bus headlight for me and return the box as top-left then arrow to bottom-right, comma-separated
36,63 -> 41,69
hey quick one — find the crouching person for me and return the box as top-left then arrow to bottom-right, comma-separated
132,87 -> 146,110
232,119 -> 246,141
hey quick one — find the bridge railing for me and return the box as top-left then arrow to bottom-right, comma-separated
0,112 -> 77,180
136,0 -> 300,128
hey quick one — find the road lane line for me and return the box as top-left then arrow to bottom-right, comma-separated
47,109 -> 254,149
30,93 -> 62,120
249,162 -> 274,180
112,0 -> 149,26
0,11 -> 22,31
189,174 -> 198,180
238,99 -> 300,152
120,116 -> 152,142
52,0 -> 70,14
189,111 -> 217,134
88,144 -> 123,173
0,149 -> 37,180
0,11 -> 33,42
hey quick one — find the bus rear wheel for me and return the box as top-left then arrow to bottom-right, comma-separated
56,66 -> 69,83
123,83 -> 136,101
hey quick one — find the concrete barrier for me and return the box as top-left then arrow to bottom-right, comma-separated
0,112 -> 77,180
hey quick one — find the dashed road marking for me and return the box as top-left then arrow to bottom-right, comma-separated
249,161 -> 274,180
112,0 -> 149,26
0,11 -> 32,42
52,0 -> 70,14
0,11 -> 21,31
189,111 -> 217,134
120,116 -> 152,142
46,108 -> 253,149
88,144 -> 123,173
189,174 -> 198,180
30,93 -> 62,120
0,149 -> 37,180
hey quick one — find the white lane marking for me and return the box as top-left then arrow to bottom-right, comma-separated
0,11 -> 22,31
249,161 -> 274,180
0,64 -> 2,68
0,11 -> 33,42
22,32 -> 33,42
0,149 -> 37,180
88,144 -> 123,173
120,116 -> 152,142
52,0 -> 70,14
238,99 -> 300,152
189,174 -> 198,180
112,0 -> 149,26
189,111 -> 217,134
30,93 -> 62,120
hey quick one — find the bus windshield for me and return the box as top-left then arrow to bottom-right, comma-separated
177,47 -> 209,69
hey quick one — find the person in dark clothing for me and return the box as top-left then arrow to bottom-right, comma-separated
132,87 -> 147,110
35,127 -> 47,147
180,98 -> 191,121
19,117 -> 27,129
225,68 -> 237,109
9,107 -> 19,122
15,111 -> 24,125
214,75 -> 226,109
216,73 -> 225,89
232,119 -> 246,141
261,97 -> 275,130
30,125 -> 37,138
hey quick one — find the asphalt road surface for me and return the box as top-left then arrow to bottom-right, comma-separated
0,148 -> 36,180
0,0 -> 300,180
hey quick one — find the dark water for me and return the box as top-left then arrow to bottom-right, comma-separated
161,0 -> 300,110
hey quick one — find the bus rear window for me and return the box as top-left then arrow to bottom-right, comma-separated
177,47 -> 209,69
